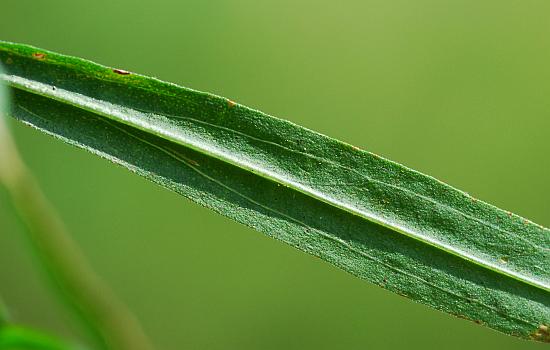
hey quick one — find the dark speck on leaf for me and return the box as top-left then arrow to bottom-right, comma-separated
113,69 -> 130,75
32,52 -> 46,60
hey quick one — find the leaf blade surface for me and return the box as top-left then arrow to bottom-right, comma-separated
1,41 -> 548,341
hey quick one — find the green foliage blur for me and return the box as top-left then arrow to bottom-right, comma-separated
1,1 -> 549,349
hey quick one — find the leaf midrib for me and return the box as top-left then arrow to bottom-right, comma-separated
3,72 -> 548,294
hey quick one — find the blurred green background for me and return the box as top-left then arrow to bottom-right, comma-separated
1,1 -> 549,349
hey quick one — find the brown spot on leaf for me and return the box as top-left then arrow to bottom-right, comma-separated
499,256 -> 509,264
531,324 -> 549,342
113,69 -> 130,75
5,57 -> 13,65
32,52 -> 46,60
227,99 -> 236,108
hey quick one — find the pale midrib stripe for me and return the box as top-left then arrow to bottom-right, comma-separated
150,109 -> 547,252
3,74 -> 548,292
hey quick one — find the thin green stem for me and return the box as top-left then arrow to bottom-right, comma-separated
0,115 -> 154,350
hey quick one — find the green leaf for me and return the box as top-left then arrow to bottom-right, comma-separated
0,41 -> 548,342
0,326 -> 81,350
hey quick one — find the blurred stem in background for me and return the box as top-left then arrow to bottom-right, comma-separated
0,73 -> 154,350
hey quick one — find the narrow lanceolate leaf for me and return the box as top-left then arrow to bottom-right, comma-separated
1,42 -> 548,342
